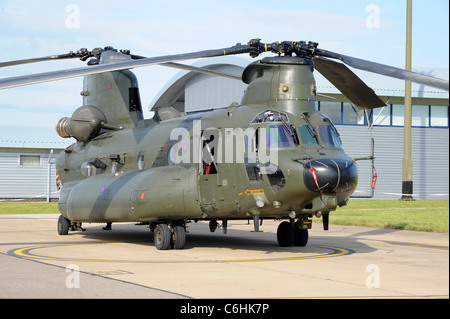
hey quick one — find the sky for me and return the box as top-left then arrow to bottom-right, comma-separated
0,0 -> 448,128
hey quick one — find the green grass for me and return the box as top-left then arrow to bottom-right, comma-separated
331,199 -> 449,233
0,199 -> 448,233
0,202 -> 59,215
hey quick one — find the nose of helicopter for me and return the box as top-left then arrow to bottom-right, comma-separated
303,158 -> 358,196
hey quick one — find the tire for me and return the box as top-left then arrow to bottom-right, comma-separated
58,215 -> 70,235
293,225 -> 308,247
154,224 -> 171,250
277,221 -> 293,247
172,226 -> 186,249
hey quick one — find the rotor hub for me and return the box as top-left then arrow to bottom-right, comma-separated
247,38 -> 319,59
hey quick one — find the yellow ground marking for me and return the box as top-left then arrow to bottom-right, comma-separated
13,242 -> 352,263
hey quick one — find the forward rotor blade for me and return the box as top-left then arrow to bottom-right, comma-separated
0,44 -> 251,90
316,50 -> 449,91
314,57 -> 386,109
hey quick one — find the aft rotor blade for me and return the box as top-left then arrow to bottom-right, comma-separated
314,57 -> 386,109
0,44 -> 251,90
0,53 -> 79,68
316,50 -> 449,91
125,54 -> 242,80
160,62 -> 241,80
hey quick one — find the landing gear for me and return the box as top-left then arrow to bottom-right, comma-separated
153,222 -> 186,250
57,215 -> 70,235
154,224 -> 171,250
277,221 -> 293,247
276,220 -> 309,247
293,225 -> 308,247
172,225 -> 186,249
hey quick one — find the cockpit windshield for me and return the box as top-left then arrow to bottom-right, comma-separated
297,113 -> 343,149
317,125 -> 343,148
297,124 -> 320,147
265,125 -> 298,149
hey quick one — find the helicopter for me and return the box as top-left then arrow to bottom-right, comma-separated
0,39 -> 448,250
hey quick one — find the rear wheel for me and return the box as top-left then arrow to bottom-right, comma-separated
154,224 -> 171,250
171,226 -> 186,249
57,215 -> 70,235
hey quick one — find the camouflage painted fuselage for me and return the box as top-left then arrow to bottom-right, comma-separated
56,57 -> 358,224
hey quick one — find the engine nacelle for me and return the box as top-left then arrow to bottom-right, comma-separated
56,105 -> 107,142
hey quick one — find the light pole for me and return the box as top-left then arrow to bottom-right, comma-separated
402,0 -> 414,200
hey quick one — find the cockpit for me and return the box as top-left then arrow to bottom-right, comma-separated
250,110 -> 343,149
245,110 -> 346,194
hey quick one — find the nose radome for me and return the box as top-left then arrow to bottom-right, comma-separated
303,159 -> 358,195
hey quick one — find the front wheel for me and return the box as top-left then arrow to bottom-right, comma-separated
277,221 -> 293,247
57,215 -> 70,235
293,225 -> 308,247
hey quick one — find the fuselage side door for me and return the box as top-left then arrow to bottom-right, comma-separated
197,128 -> 219,215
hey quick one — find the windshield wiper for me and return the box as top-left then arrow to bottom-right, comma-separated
301,113 -> 318,141
280,115 -> 294,136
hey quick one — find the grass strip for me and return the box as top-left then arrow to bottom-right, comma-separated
0,199 -> 448,233
330,199 -> 449,233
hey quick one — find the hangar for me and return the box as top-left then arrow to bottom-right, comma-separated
0,126 -> 73,201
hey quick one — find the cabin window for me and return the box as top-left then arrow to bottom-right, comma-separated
266,164 -> 285,193
110,161 -> 118,174
245,158 -> 285,192
137,151 -> 145,170
109,154 -> 121,174
80,161 -> 93,177
129,87 -> 142,113
245,157 -> 263,181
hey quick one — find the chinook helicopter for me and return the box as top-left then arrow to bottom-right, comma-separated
1,39 -> 448,250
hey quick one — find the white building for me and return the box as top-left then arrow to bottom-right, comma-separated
0,126 -> 73,201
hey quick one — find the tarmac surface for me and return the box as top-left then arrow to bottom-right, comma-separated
0,214 -> 448,299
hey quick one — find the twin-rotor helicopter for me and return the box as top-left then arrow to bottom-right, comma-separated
1,39 -> 448,250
